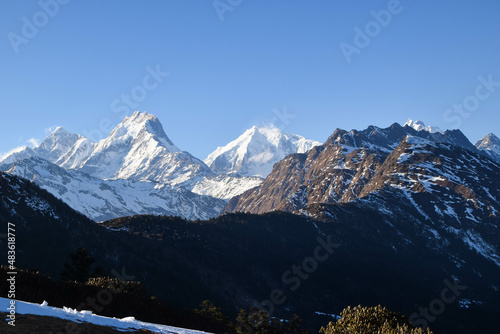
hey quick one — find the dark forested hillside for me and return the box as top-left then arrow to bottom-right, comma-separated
1,171 -> 499,333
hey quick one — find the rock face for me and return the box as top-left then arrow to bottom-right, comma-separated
225,124 -> 500,276
225,122 -> 498,218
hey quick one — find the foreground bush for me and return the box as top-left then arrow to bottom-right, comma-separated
320,305 -> 433,334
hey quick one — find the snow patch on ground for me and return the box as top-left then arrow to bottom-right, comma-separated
462,231 -> 500,267
315,311 -> 341,320
0,298 -> 210,333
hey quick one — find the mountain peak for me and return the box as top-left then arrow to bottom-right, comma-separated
76,112 -> 218,182
125,111 -> 157,124
247,125 -> 282,136
51,126 -> 69,135
120,111 -> 163,134
37,127 -> 80,163
484,133 -> 500,142
107,111 -> 179,152
475,133 -> 500,163
44,126 -> 76,140
249,125 -> 287,138
205,126 -> 321,178
404,119 -> 442,133
475,133 -> 500,147
0,127 -> 79,165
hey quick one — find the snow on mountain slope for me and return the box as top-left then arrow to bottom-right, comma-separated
77,112 -> 215,186
56,135 -> 95,169
0,145 -> 37,165
0,298 -> 209,334
205,126 -> 321,178
0,111 -> 267,210
360,135 -> 500,218
404,118 -> 442,133
225,122 -> 491,215
1,157 -> 225,221
0,127 -> 91,167
325,122 -> 476,155
36,126 -> 81,162
475,133 -> 500,163
356,135 -> 500,266
0,171 -> 63,221
190,174 -> 263,199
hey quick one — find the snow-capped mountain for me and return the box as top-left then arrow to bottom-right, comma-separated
0,112 -> 279,219
475,133 -> 500,163
0,111 -> 265,200
404,118 -> 442,133
74,112 -> 214,187
1,157 -> 225,221
205,125 -> 321,178
3,113 -> 497,223
0,112 -> 216,187
36,126 -> 81,163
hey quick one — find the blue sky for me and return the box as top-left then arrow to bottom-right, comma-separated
1,0 -> 499,160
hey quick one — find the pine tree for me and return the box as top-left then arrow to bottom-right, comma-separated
60,248 -> 97,282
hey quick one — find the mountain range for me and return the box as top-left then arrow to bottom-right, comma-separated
1,113 -> 498,223
0,112 -> 318,220
225,121 -> 499,215
1,114 -> 500,333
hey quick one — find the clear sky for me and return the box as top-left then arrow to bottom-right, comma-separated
1,0 -> 499,160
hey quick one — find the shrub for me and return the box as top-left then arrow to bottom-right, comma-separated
320,305 -> 433,334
